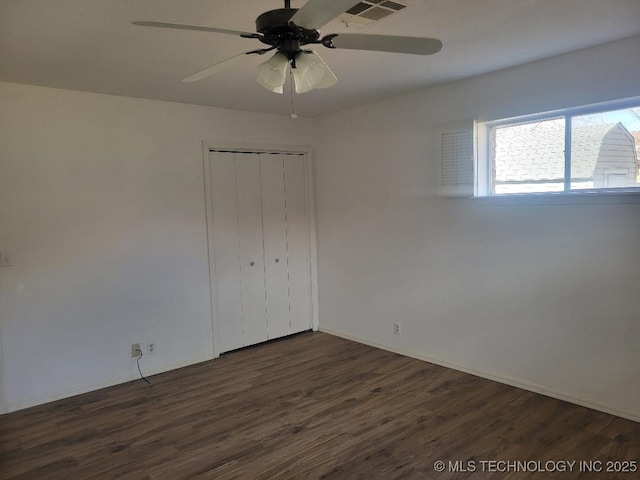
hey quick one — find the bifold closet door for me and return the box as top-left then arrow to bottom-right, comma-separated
283,156 -> 311,334
209,153 -> 244,351
209,150 -> 311,354
234,154 -> 268,346
210,153 -> 267,351
260,155 -> 291,340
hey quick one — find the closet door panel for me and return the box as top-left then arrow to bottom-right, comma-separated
235,155 -> 268,346
209,153 -> 244,353
284,156 -> 311,333
260,155 -> 291,339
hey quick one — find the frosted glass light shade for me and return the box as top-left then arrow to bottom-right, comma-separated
257,52 -> 289,94
291,51 -> 337,94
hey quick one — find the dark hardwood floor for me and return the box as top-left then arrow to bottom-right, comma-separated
1,331 -> 638,479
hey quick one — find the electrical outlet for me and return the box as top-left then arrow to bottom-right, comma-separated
393,322 -> 401,335
0,252 -> 11,267
131,343 -> 141,358
147,342 -> 155,355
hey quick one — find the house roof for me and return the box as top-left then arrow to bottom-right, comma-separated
494,121 -> 633,183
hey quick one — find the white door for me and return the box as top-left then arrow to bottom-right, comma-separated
260,155 -> 291,340
235,155 -> 268,346
209,153 -> 244,351
284,155 -> 311,334
209,150 -> 311,353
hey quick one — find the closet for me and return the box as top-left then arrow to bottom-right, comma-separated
208,150 -> 312,353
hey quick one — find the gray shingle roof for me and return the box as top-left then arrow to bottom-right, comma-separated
493,121 -> 630,183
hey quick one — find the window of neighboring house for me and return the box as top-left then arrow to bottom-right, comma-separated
477,102 -> 640,197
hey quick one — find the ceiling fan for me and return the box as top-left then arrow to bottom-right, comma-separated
133,0 -> 442,94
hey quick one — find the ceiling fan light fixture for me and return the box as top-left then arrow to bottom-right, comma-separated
291,51 -> 337,94
134,0 -> 442,96
257,52 -> 289,94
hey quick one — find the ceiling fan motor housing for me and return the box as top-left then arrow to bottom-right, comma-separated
256,8 -> 321,54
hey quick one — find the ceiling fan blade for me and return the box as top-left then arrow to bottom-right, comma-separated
132,21 -> 258,38
182,52 -> 255,83
330,34 -> 443,55
289,0 -> 360,30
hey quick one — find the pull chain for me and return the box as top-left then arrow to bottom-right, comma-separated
289,67 -> 297,119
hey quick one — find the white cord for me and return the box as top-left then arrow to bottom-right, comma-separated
289,66 -> 297,119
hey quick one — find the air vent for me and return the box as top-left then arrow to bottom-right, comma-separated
339,0 -> 408,26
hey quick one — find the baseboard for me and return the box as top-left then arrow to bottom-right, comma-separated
319,327 -> 640,423
5,353 -> 214,413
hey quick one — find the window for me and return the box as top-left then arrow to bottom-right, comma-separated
477,102 -> 640,197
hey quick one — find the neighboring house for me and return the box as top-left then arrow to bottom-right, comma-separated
492,121 -> 638,193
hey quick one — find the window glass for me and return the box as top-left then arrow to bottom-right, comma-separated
491,118 -> 565,194
571,107 -> 640,190
483,103 -> 640,196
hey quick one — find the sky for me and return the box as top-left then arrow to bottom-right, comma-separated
575,107 -> 640,132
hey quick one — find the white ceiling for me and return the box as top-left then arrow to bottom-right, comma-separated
1,0 -> 639,118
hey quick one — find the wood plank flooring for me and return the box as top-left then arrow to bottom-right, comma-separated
1,331 -> 638,479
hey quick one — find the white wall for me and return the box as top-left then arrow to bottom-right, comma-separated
314,35 -> 640,421
0,82 -> 314,412
2,35 -> 640,421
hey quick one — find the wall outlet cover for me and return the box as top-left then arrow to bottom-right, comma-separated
0,252 -> 12,267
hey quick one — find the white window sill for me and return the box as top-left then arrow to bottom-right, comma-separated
474,190 -> 640,205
